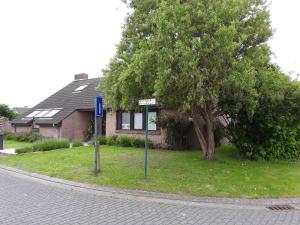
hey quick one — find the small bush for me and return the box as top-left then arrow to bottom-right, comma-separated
15,148 -> 33,154
130,137 -> 145,148
97,136 -> 107,145
106,136 -> 117,145
116,135 -> 132,147
96,135 -> 153,149
32,140 -> 70,152
72,140 -> 83,147
4,132 -> 43,143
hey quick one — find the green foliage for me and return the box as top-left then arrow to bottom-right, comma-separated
106,136 -> 117,145
0,104 -> 19,120
84,119 -> 94,141
116,135 -> 132,147
97,136 -> 107,145
4,132 -> 43,143
102,0 -> 272,112
213,120 -> 226,147
99,135 -> 151,148
130,137 -> 145,148
31,140 -> 70,152
157,112 -> 191,149
72,140 -> 83,147
101,0 -> 273,158
15,148 -> 34,154
227,75 -> 300,160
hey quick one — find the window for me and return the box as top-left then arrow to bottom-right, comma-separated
25,109 -> 61,118
121,112 -> 130,130
26,111 -> 41,118
43,109 -> 61,118
148,112 -> 157,131
134,113 -> 143,130
118,110 -> 158,131
75,85 -> 88,92
34,110 -> 50,118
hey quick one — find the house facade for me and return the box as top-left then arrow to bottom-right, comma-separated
12,74 -> 103,141
12,74 -> 202,148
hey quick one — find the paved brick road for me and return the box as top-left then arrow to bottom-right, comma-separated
0,167 -> 300,225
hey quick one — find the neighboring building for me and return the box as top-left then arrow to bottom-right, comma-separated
12,74 -> 104,141
13,107 -> 30,115
0,117 -> 13,133
12,73 -> 201,148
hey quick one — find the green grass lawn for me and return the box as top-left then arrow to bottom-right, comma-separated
0,143 -> 300,199
3,140 -> 33,149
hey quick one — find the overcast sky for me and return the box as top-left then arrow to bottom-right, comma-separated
0,0 -> 299,108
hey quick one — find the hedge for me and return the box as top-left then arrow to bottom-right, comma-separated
72,140 -> 83,147
97,135 -> 152,149
32,140 -> 70,152
4,132 -> 43,143
16,139 -> 70,154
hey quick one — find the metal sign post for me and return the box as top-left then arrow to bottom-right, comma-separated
94,96 -> 103,175
138,98 -> 157,178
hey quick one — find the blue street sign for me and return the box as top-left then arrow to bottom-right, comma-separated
95,96 -> 103,118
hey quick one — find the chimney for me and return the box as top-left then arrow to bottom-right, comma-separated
74,73 -> 88,81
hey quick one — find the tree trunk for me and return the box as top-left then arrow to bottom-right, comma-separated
192,108 -> 215,160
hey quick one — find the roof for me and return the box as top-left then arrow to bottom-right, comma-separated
12,78 -> 102,125
13,107 -> 30,115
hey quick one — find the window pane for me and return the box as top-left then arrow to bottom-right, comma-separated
26,111 -> 41,118
43,109 -> 61,118
34,110 -> 50,118
121,112 -> 130,130
75,85 -> 88,91
134,113 -> 143,129
148,112 -> 157,131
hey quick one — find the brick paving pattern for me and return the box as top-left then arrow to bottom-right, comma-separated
0,169 -> 300,225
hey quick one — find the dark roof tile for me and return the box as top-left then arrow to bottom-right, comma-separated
12,78 -> 102,125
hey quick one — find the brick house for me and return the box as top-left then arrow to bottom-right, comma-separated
11,74 -> 104,141
12,74 -> 202,148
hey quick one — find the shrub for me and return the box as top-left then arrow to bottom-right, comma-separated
116,135 -> 132,147
32,140 -> 70,152
72,140 -> 83,147
97,135 -> 153,149
84,120 -> 94,141
116,135 -> 153,148
15,148 -> 33,154
130,137 -> 145,148
4,132 -> 43,143
157,112 -> 190,149
227,79 -> 300,160
106,136 -> 117,145
97,136 -> 107,145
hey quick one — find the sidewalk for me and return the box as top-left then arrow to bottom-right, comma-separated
0,148 -> 16,155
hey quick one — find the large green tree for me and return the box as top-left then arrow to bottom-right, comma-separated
101,0 -> 273,159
